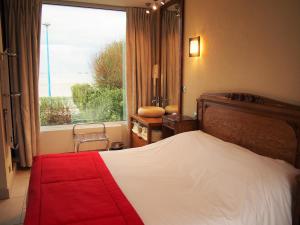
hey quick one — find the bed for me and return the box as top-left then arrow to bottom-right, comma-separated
25,93 -> 300,225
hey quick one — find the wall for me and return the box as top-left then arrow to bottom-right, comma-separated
183,0 -> 300,116
39,122 -> 129,154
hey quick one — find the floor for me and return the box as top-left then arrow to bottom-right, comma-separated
0,169 -> 30,225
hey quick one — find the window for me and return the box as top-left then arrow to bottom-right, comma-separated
39,4 -> 126,126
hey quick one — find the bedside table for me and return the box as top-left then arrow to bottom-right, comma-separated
130,115 -> 163,148
162,115 -> 198,138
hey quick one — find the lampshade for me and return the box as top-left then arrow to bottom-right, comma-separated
189,36 -> 200,57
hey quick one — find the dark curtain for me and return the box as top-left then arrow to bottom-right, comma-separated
3,0 -> 42,167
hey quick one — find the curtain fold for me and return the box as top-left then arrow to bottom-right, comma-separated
3,0 -> 42,167
126,8 -> 153,118
161,11 -> 180,106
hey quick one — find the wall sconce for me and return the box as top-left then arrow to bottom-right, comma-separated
189,36 -> 200,57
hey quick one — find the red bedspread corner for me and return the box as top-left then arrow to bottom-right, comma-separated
25,152 -> 144,225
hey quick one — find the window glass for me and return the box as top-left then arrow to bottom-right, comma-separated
39,4 -> 126,126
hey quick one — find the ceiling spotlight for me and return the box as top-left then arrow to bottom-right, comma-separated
175,5 -> 181,16
145,2 -> 151,14
152,0 -> 158,10
160,0 -> 165,5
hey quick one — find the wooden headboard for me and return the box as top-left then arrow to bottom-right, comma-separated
197,93 -> 300,168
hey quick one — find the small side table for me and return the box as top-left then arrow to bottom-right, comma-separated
162,115 -> 198,138
130,115 -> 163,148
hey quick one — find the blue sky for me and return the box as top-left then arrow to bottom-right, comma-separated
39,4 -> 126,96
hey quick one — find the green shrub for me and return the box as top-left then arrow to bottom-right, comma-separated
71,84 -> 93,110
40,97 -> 72,126
71,84 -> 124,123
85,87 -> 123,122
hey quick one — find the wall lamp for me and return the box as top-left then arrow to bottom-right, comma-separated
189,36 -> 200,57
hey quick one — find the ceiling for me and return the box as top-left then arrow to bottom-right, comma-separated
63,0 -> 148,7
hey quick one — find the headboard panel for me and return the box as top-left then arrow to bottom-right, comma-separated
197,93 -> 300,167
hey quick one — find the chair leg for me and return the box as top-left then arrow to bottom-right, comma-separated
74,143 -> 78,153
106,140 -> 110,151
77,142 -> 81,153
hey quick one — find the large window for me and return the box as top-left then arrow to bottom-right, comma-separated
39,4 -> 126,126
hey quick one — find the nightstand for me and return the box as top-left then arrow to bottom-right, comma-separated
130,115 -> 163,148
162,115 -> 198,138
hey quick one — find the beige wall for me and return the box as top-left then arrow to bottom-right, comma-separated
39,122 -> 129,154
183,0 -> 300,116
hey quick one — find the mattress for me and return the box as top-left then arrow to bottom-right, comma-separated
100,130 -> 299,225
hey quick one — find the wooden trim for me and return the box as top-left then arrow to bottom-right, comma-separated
179,0 -> 184,115
131,114 -> 162,127
42,0 -> 126,11
0,187 -> 9,200
294,175 -> 300,225
197,92 -> 300,166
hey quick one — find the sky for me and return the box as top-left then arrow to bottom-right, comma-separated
39,4 -> 126,97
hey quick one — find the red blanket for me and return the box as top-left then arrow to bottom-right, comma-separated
25,152 -> 144,225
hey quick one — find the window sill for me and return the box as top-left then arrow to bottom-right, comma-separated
40,121 -> 127,133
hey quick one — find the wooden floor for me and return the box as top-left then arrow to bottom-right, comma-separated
0,170 -> 30,225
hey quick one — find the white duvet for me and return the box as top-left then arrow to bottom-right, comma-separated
100,131 -> 299,225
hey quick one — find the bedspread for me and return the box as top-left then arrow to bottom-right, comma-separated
25,152 -> 144,225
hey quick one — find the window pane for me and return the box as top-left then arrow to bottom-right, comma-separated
39,4 -> 126,126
